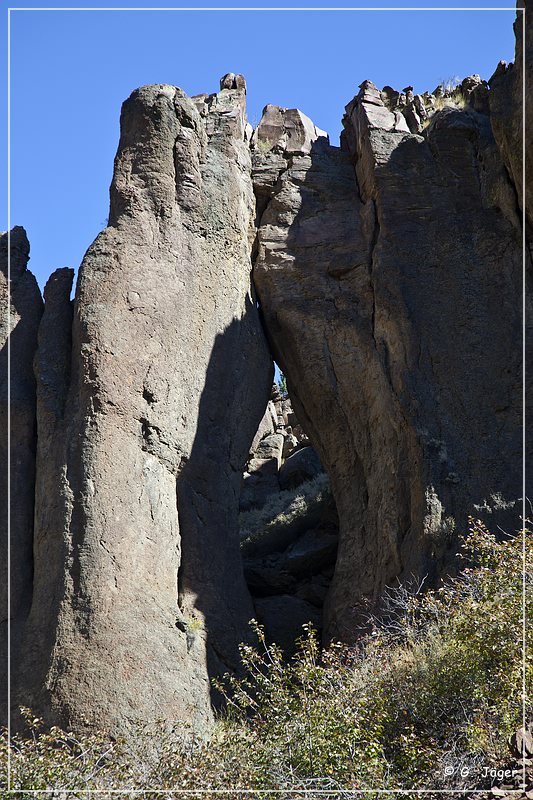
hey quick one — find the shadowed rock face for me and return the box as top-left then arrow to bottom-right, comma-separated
0,228 -> 43,720
489,4 -> 532,236
13,83 -> 272,734
252,52 -> 529,640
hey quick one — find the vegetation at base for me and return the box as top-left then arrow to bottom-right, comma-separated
1,521 -> 530,799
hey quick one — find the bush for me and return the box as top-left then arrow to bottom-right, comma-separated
216,520 -> 532,791
2,521 -> 529,797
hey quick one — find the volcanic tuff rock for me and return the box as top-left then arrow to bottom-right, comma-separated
0,228 -> 42,720
252,17 -> 530,640
12,81 -> 272,733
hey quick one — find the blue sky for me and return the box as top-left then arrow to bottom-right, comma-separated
3,1 -> 517,290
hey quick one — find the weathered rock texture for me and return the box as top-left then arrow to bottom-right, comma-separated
0,228 -> 42,719
253,12 -> 529,641
489,4 -> 532,235
2,3 -> 529,737
12,83 -> 272,733
240,383 -> 310,512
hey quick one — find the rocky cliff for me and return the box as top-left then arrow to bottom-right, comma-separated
0,228 -> 42,720
2,6 -> 530,735
7,79 -> 272,734
253,71 -> 527,641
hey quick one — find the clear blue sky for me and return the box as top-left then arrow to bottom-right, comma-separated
3,1 -> 517,290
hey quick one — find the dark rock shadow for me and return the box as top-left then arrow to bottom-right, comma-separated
0,228 -> 43,726
176,293 -> 273,707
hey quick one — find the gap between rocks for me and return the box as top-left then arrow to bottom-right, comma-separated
238,374 -> 340,655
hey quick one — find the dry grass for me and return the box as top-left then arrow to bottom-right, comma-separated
2,521 -> 530,797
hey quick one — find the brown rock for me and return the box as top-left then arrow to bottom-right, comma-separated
489,5 -> 533,235
510,725 -> 533,759
14,81 -> 272,735
253,68 -> 526,643
252,104 -> 328,155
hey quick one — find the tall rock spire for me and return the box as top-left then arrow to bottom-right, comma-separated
13,80 -> 272,734
0,227 -> 43,723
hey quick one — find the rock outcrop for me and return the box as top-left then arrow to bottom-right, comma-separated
489,5 -> 532,235
12,82 -> 272,733
239,386 -> 338,648
2,3 -> 529,738
253,46 -> 528,640
240,383 -> 310,512
0,228 -> 42,720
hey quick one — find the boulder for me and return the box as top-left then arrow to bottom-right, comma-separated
283,528 -> 338,576
240,431 -> 284,510
243,560 -> 297,596
279,446 -> 323,490
252,104 -> 328,155
254,595 -> 322,654
250,400 -> 277,454
255,432 -> 284,466
295,577 -> 330,608
240,459 -> 280,511
282,433 -> 299,459
241,489 -> 328,559
220,72 -> 246,92
509,724 -> 533,759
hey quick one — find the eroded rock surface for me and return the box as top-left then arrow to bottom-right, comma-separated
0,228 -> 42,719
14,82 -> 272,734
253,65 -> 527,641
489,5 -> 532,234
3,3 -> 529,736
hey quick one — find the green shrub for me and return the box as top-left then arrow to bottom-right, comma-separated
215,521 -> 531,791
2,521 -> 529,796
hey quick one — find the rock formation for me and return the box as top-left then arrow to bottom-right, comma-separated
240,382 -> 310,511
252,25 -> 529,641
0,228 -> 42,721
489,5 -> 532,235
240,385 -> 338,649
2,2 -> 530,735
10,82 -> 272,734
